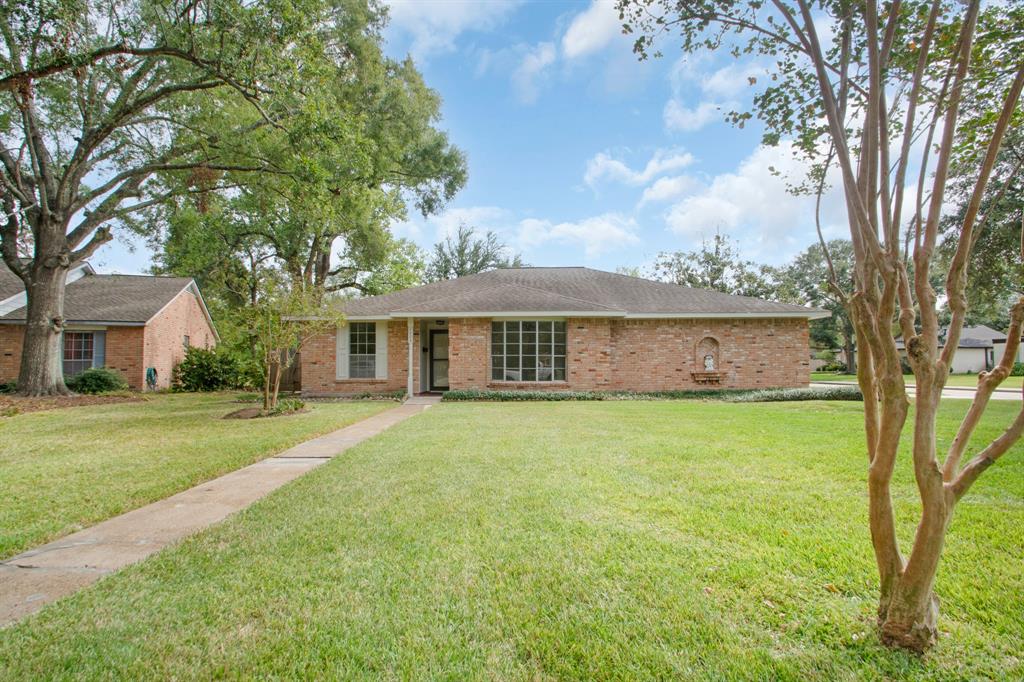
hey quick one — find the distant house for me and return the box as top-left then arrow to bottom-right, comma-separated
300,267 -> 827,396
856,324 -> 1010,374
0,261 -> 217,389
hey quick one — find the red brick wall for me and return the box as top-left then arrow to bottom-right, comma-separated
301,321 -> 412,395
300,316 -> 810,395
106,326 -> 146,388
142,289 -> 216,389
449,318 -> 489,388
608,318 -> 809,391
0,325 -> 23,383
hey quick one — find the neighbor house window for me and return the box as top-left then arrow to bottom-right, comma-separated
491,320 -> 566,382
183,335 -> 190,349
349,322 -> 377,378
63,332 -> 94,377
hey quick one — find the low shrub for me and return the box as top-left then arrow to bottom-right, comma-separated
0,380 -> 16,394
66,367 -> 128,394
269,397 -> 306,415
818,361 -> 847,372
173,347 -> 255,391
1012,362 -> 1024,377
725,385 -> 863,402
442,385 -> 863,403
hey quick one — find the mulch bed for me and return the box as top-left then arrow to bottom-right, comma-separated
223,406 -> 310,419
0,393 -> 142,416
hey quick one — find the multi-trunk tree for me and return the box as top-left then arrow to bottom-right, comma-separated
0,0 -> 394,395
620,0 -> 1024,652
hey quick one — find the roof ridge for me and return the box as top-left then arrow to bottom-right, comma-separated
388,280 -> 623,314
506,281 -> 622,311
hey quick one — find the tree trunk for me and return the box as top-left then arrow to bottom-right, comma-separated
270,352 -> 283,410
844,336 -> 856,373
262,348 -> 272,412
17,262 -> 72,396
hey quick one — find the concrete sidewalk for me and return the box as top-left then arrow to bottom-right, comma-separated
0,396 -> 439,627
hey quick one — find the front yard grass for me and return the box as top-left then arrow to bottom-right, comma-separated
0,393 -> 391,559
1,400 -> 1021,679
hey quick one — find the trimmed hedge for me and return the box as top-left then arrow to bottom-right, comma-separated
442,386 -> 862,403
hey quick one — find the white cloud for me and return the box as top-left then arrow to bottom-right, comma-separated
517,213 -> 640,258
561,0 -> 621,59
661,142 -> 849,264
701,63 -> 766,99
512,42 -> 556,103
638,175 -> 700,206
584,148 -> 695,188
663,100 -> 722,132
384,0 -> 521,58
395,206 -> 639,261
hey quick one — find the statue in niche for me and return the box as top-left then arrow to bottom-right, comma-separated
704,354 -> 715,371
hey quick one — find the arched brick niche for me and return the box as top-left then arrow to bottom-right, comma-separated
692,336 -> 723,385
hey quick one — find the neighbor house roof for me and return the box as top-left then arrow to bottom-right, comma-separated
0,262 -> 22,301
335,267 -> 828,319
894,325 -> 1005,350
0,261 -> 217,336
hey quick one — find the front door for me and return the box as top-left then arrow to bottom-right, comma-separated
430,330 -> 449,391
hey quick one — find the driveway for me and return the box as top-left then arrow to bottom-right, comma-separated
812,381 -> 1021,401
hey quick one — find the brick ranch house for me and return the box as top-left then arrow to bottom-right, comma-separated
0,261 -> 217,390
301,267 -> 828,397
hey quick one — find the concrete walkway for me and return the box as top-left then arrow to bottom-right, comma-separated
0,396 -> 439,627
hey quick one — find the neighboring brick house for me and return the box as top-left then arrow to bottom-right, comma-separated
0,261 -> 217,389
300,267 -> 827,397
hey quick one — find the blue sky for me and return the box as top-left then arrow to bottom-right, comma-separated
94,0 -> 850,275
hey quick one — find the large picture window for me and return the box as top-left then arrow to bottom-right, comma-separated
491,320 -> 566,382
349,322 -> 377,378
63,332 -> 94,377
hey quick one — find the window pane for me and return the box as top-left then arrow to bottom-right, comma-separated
554,355 -> 566,370
492,366 -> 503,381
553,343 -> 566,356
553,368 -> 566,381
522,367 -> 536,381
63,332 -> 94,378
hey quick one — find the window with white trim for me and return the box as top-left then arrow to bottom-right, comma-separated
491,320 -> 566,382
348,322 -> 377,378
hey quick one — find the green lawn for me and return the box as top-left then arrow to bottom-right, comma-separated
812,371 -> 1024,388
2,400 -> 1022,679
0,393 -> 390,560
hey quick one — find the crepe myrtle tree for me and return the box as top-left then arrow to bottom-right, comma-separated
619,0 -> 1024,652
242,281 -> 342,413
0,0 -> 366,396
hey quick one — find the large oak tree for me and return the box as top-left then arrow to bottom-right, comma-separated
620,0 -> 1024,652
0,0 -> 383,395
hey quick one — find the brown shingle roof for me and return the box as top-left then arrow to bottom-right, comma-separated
1,269 -> 195,324
0,266 -> 21,301
336,267 -> 827,318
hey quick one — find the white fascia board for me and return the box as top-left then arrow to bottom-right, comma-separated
388,311 -> 626,319
623,311 -> 832,320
